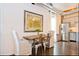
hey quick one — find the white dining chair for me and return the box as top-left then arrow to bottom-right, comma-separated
34,42 -> 42,55
35,34 -> 48,54
12,30 -> 20,55
43,31 -> 54,51
42,35 -> 48,51
12,30 -> 30,55
31,38 -> 42,55
43,41 -> 48,51
48,31 -> 54,48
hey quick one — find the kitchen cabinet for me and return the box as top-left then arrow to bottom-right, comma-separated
69,32 -> 79,42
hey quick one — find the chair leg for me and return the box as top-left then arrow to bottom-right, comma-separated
35,46 -> 38,55
16,45 -> 20,55
43,43 -> 46,51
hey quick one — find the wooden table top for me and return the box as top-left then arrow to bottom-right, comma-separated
23,35 -> 39,40
23,34 -> 47,41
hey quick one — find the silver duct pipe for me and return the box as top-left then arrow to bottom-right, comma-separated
34,3 -> 63,15
34,3 -> 78,15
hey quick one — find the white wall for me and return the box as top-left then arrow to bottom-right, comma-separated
0,3 -> 51,55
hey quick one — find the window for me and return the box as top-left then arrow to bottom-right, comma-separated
51,15 -> 57,42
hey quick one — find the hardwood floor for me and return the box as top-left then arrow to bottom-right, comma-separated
31,42 -> 79,56
53,42 -> 79,56
32,46 -> 53,56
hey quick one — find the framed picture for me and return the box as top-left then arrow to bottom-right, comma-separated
24,10 -> 43,32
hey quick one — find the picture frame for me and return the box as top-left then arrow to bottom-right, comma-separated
24,10 -> 43,32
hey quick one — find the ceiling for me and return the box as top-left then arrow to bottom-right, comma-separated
37,3 -> 78,15
53,3 -> 77,11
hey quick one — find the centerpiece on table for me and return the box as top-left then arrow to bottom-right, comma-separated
35,29 -> 41,35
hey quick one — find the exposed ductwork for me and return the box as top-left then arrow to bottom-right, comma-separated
34,3 -> 63,15
32,3 -> 78,15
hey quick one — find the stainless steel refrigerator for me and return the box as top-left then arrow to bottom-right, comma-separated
61,23 -> 69,41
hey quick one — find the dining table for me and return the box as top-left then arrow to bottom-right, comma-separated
23,34 -> 47,47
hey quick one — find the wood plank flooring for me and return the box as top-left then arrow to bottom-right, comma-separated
31,42 -> 79,56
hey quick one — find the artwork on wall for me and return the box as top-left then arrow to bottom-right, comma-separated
24,10 -> 43,32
